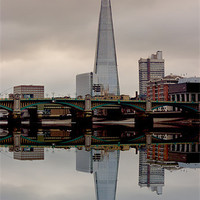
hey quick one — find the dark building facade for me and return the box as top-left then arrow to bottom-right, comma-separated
169,82 -> 200,102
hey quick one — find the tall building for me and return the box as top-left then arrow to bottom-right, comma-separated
13,85 -> 44,98
94,150 -> 120,200
139,148 -> 164,195
93,0 -> 120,95
76,148 -> 120,200
139,51 -> 164,96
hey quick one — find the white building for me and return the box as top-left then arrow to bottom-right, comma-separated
76,148 -> 94,173
76,72 -> 101,97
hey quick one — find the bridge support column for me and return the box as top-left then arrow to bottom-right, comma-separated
8,94 -> 21,127
74,94 -> 93,126
29,108 -> 42,126
135,113 -> 153,129
146,98 -> 152,112
84,129 -> 92,151
146,134 -> 152,149
13,129 -> 21,152
71,102 -> 92,127
135,98 -> 153,129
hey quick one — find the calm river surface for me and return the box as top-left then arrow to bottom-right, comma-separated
0,123 -> 199,200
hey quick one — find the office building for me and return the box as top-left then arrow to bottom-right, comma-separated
139,51 -> 164,96
76,72 -> 102,97
76,148 -> 94,173
13,85 -> 44,98
14,147 -> 44,160
139,148 -> 164,195
93,0 -> 120,96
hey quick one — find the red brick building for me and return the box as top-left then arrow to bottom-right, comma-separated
147,75 -> 182,101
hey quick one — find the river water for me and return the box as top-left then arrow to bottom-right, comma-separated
0,122 -> 199,200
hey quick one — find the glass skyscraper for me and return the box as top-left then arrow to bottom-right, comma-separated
76,148 -> 120,200
94,0 -> 120,95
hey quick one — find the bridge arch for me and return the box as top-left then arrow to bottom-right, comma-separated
120,103 -> 145,112
91,103 -> 119,110
21,101 -> 84,111
0,105 -> 13,112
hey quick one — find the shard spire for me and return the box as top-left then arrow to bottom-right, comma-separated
94,0 -> 120,95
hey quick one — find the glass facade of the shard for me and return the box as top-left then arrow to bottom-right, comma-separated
94,150 -> 120,200
94,0 -> 120,95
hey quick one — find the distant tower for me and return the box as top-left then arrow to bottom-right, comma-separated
94,0 -> 120,95
139,51 -> 164,97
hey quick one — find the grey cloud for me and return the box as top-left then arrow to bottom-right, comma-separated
0,0 -> 199,95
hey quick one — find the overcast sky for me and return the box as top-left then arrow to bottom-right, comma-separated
0,0 -> 199,97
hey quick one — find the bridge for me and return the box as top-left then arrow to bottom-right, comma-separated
0,128 -> 199,156
0,94 -> 199,126
0,95 -> 199,113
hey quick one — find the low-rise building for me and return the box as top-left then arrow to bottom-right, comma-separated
147,74 -> 182,101
168,77 -> 200,102
13,85 -> 44,98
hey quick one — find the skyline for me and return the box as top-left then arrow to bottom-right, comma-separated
1,0 -> 199,97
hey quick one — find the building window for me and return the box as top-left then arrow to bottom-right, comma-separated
186,94 -> 190,102
181,94 -> 185,102
191,94 -> 196,102
177,94 -> 180,101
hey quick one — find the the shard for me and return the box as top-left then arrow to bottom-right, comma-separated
94,0 -> 120,95
94,150 -> 120,200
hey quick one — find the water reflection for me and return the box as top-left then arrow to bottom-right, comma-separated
0,125 -> 199,199
76,148 -> 120,200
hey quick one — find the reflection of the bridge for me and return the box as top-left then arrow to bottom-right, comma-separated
0,126 -> 199,198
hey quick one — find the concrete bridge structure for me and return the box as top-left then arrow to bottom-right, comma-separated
0,94 -> 199,126
0,128 -> 199,155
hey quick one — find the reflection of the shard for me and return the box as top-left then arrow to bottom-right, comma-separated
76,147 -> 120,200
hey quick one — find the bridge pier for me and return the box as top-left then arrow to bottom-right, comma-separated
8,94 -> 22,127
72,95 -> 92,127
84,129 -> 92,151
135,113 -> 153,129
13,128 -> 21,152
28,108 -> 42,126
135,98 -> 153,129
